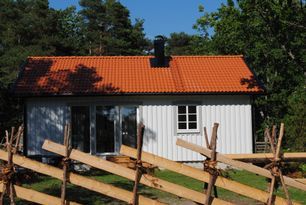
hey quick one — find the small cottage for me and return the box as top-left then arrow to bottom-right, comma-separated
13,38 -> 263,161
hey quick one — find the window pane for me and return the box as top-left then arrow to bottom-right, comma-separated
188,106 -> 196,113
96,106 -> 116,153
121,106 -> 137,148
189,122 -> 197,129
178,123 -> 187,129
178,115 -> 186,121
188,114 -> 196,121
178,106 -> 186,114
71,106 -> 90,153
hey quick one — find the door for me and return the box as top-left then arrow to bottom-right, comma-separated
96,106 -> 117,153
121,106 -> 137,148
95,105 -> 137,154
71,106 -> 90,153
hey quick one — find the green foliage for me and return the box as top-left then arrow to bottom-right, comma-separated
0,0 -> 58,134
0,0 -> 304,151
283,86 -> 306,151
191,0 -> 306,145
79,0 -> 150,55
166,32 -> 213,55
300,163 -> 306,173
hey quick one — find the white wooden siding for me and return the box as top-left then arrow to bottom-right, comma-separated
26,100 -> 69,155
140,96 -> 252,161
26,95 -> 253,161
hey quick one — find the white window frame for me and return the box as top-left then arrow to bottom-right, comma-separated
176,105 -> 200,133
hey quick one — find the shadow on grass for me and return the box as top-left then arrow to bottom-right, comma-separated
16,172 -> 161,205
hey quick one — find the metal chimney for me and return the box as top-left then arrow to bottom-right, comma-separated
154,35 -> 166,67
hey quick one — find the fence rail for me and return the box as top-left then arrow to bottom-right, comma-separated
0,123 -> 305,205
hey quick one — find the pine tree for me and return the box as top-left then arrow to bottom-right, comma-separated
79,0 -> 149,55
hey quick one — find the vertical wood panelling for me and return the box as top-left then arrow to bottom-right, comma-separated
27,100 -> 67,155
235,106 -> 240,154
162,106 -> 167,159
167,106 -> 173,160
26,95 -> 253,161
141,95 -> 252,161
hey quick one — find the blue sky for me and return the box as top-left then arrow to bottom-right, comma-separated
49,0 -> 227,39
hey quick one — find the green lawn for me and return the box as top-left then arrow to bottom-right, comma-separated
11,169 -> 306,204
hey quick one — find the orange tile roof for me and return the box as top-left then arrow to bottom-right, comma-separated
13,55 -> 264,95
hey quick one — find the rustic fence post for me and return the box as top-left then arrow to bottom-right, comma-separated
203,123 -> 219,205
266,123 -> 292,205
203,126 -> 218,199
0,126 -> 23,205
132,123 -> 145,205
61,124 -> 71,205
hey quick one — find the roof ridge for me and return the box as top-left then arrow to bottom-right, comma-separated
28,56 -> 151,58
28,55 -> 244,59
172,55 -> 243,58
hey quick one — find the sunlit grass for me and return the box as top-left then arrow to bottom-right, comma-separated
11,169 -> 306,204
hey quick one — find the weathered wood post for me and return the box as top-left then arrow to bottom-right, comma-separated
0,126 -> 23,205
132,123 -> 145,205
266,123 -> 292,205
203,123 -> 219,205
203,126 -> 218,199
61,124 -> 71,205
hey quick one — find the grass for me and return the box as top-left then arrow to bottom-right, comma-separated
10,169 -> 306,205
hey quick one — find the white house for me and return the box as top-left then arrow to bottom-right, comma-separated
13,39 -> 263,161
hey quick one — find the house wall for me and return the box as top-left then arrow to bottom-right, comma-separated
26,99 -> 70,156
26,95 -> 253,161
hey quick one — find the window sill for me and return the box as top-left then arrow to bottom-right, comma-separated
177,130 -> 200,134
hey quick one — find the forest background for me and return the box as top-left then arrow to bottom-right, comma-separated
0,0 -> 305,151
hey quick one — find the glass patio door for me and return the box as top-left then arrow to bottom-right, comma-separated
95,105 -> 137,154
96,106 -> 117,153
71,106 -> 90,153
121,106 -> 137,148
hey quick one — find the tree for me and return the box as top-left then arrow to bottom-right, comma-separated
166,32 -> 211,55
166,32 -> 195,55
79,0 -> 149,55
52,6 -> 85,55
0,0 -> 84,134
193,0 -> 305,145
0,0 -> 150,135
284,86 -> 306,151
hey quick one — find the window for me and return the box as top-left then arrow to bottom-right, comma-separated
177,105 -> 199,132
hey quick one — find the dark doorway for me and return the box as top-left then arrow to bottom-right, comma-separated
71,106 -> 90,153
121,106 -> 137,148
96,106 -> 116,153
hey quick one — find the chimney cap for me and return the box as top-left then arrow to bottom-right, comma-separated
152,35 -> 168,67
154,35 -> 166,41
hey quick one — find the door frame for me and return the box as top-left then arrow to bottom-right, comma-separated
94,105 -> 119,156
68,102 -> 140,156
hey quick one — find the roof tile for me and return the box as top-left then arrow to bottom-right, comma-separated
13,55 -> 263,95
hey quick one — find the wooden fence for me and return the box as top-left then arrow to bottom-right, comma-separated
0,123 -> 305,205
